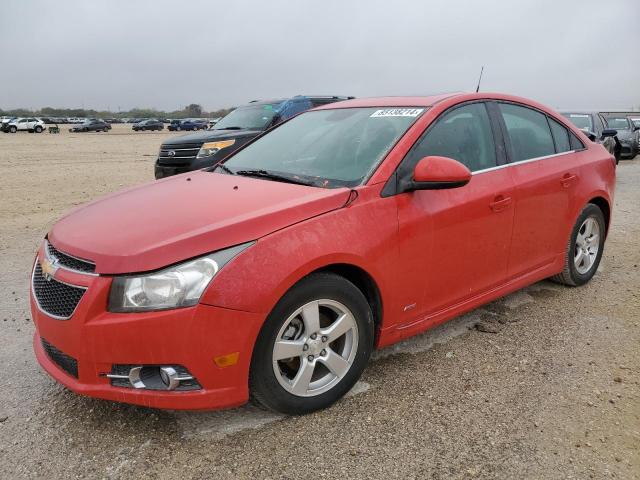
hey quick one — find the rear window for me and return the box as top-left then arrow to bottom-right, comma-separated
499,103 -> 555,161
563,113 -> 592,131
606,117 -> 630,130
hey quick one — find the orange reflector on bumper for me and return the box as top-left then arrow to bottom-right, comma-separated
214,352 -> 239,368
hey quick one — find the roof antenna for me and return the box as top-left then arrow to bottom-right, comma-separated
475,66 -> 484,93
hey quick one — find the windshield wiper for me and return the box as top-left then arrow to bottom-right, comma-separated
213,163 -> 235,175
215,126 -> 243,130
235,169 -> 314,186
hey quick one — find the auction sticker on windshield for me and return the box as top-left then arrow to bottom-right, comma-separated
370,108 -> 423,118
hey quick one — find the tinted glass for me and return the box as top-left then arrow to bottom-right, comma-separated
222,107 -> 423,187
500,104 -> 555,161
606,117 -> 630,130
214,103 -> 284,131
570,132 -> 585,150
631,118 -> 640,128
548,118 -> 571,153
408,103 -> 496,172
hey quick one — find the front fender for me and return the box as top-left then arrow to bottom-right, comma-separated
199,187 -> 400,329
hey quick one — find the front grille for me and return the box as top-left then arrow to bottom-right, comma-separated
41,338 -> 78,378
32,262 -> 86,319
157,142 -> 201,166
46,241 -> 95,273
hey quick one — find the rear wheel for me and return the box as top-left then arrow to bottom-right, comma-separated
551,203 -> 605,286
250,273 -> 374,414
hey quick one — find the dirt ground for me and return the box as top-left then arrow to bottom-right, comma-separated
0,125 -> 638,479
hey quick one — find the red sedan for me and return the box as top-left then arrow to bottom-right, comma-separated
31,93 -> 615,414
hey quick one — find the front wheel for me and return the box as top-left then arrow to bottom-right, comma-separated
34,125 -> 43,133
551,203 -> 606,286
9,126 -> 17,133
250,273 -> 374,414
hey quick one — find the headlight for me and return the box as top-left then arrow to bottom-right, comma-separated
108,242 -> 253,312
196,140 -> 236,158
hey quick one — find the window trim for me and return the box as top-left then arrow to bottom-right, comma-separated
472,149 -> 577,175
381,100 -> 503,197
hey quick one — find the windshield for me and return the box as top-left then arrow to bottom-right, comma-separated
219,107 -> 425,188
214,103 -> 283,130
606,117 -> 630,130
564,113 -> 592,131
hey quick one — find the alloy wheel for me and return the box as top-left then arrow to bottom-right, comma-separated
574,217 -> 600,274
272,299 -> 358,397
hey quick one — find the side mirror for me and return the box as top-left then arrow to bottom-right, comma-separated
601,129 -> 617,138
583,130 -> 598,141
408,156 -> 471,191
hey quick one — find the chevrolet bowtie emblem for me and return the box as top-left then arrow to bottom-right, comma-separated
41,257 -> 59,281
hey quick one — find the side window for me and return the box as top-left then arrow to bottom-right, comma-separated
408,103 -> 497,172
499,103 -> 555,162
548,117 -> 571,153
570,132 -> 585,150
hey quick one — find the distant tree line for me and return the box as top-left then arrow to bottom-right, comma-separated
0,103 -> 234,119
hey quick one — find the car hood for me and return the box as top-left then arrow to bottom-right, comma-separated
163,128 -> 262,146
614,130 -> 634,141
48,171 -> 351,274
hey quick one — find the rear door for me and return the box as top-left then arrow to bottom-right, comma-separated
395,101 -> 516,316
496,102 -> 582,278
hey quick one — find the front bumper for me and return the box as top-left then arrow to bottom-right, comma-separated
30,247 -> 265,410
154,163 -> 192,179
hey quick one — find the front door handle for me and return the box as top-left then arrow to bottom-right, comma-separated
489,195 -> 512,213
561,173 -> 578,188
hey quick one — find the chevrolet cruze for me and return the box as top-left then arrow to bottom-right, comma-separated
31,93 -> 616,414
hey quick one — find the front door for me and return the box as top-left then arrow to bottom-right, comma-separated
394,102 -> 516,316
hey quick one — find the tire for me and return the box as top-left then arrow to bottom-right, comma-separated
250,273 -> 374,414
551,203 -> 606,286
34,126 -> 43,133
9,126 -> 17,133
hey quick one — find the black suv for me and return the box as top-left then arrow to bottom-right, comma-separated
154,95 -> 353,179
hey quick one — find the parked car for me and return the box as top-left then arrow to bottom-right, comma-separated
604,116 -> 639,159
2,117 -> 45,133
155,95 -> 353,178
167,119 -> 208,132
561,112 -> 621,162
629,116 -> 640,129
69,119 -> 112,133
0,116 -> 15,130
30,93 -> 615,414
132,119 -> 164,131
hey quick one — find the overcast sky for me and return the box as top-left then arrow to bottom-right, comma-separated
1,0 -> 639,112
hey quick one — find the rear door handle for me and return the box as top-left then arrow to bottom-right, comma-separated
489,195 -> 512,213
561,173 -> 578,188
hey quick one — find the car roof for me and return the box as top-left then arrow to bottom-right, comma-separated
313,93 -> 464,109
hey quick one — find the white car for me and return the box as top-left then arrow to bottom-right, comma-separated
4,117 -> 46,133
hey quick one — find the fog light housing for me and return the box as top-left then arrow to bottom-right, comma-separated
106,364 -> 201,391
